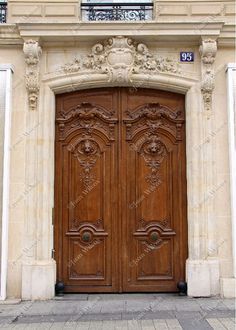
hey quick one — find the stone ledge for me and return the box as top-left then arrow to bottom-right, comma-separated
1,22 -> 235,47
17,21 -> 224,39
0,299 -> 21,304
220,278 -> 236,298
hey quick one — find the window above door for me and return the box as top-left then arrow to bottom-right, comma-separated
0,1 -> 7,23
81,0 -> 153,21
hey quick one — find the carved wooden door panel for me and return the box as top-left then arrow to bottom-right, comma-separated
121,89 -> 187,292
55,88 -> 187,293
55,89 -> 119,292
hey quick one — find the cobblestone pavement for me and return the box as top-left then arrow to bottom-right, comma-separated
0,294 -> 235,329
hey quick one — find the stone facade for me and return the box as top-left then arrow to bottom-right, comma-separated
0,0 -> 235,300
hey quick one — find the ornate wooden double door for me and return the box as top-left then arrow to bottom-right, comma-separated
55,88 -> 187,293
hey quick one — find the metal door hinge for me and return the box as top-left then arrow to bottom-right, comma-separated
51,249 -> 55,259
52,207 -> 54,225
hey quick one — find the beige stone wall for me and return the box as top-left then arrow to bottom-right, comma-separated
0,73 -> 6,271
155,0 -> 235,22
214,47 -> 235,278
0,49 -> 26,298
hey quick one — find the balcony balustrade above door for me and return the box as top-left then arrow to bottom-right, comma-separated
81,2 -> 153,21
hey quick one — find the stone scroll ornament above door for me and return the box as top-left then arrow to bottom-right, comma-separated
23,40 -> 42,111
61,36 -> 181,83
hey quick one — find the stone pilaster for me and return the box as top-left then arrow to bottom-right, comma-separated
186,38 -> 220,297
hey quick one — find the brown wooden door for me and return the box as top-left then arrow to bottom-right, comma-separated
55,88 -> 187,293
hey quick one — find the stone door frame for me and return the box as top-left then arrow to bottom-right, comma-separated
20,37 -> 220,300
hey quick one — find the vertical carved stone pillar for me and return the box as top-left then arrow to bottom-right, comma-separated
201,38 -> 220,293
186,39 -> 219,297
21,41 -> 56,300
23,39 -> 42,111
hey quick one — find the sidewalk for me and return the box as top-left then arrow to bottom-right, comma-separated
0,294 -> 235,329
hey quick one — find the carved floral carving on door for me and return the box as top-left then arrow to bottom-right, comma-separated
56,102 -> 118,188
70,139 -> 100,188
124,102 -> 184,249
56,101 -> 118,267
124,102 -> 184,188
140,135 -> 167,187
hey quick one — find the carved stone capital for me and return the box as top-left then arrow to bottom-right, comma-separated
199,39 -> 217,115
61,36 -> 181,83
199,39 -> 217,65
23,40 -> 42,111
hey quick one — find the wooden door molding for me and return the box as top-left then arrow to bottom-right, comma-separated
54,88 -> 187,293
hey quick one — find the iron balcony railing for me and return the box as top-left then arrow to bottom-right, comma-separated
81,2 -> 153,21
0,2 -> 7,23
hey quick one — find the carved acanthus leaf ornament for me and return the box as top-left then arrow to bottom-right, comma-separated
61,36 -> 181,83
23,40 -> 42,111
199,39 -> 217,115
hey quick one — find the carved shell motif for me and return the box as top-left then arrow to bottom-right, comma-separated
61,36 -> 181,83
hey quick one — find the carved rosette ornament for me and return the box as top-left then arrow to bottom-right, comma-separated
62,36 -> 181,83
23,40 -> 42,111
199,39 -> 217,115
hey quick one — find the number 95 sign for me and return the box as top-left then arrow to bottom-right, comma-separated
180,52 -> 194,62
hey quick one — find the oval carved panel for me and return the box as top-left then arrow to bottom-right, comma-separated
67,219 -> 108,246
133,219 -> 176,249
